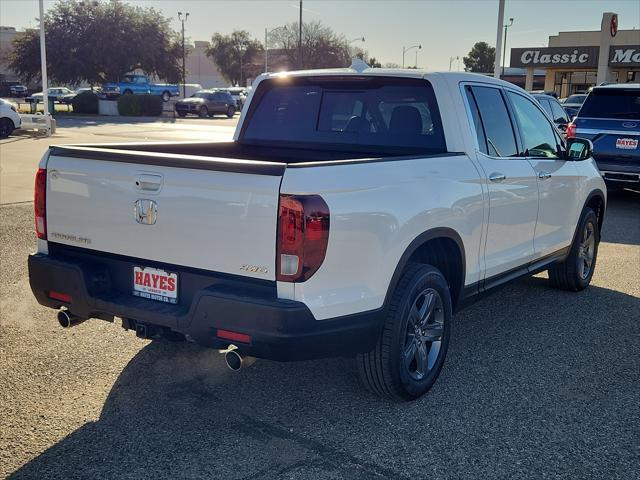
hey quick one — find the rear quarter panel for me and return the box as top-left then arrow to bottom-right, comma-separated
279,155 -> 485,320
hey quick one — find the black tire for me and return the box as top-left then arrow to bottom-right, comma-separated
162,91 -> 171,102
123,89 -> 133,96
177,111 -> 187,118
548,207 -> 599,291
357,264 -> 452,401
198,106 -> 208,118
226,106 -> 235,118
0,118 -> 14,138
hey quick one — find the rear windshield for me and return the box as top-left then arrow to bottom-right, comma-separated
578,89 -> 640,119
241,77 -> 446,153
565,95 -> 586,104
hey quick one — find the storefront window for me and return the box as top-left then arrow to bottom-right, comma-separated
554,71 -> 597,97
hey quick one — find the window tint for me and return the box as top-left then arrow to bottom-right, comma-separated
578,89 -> 640,119
537,98 -> 553,118
507,91 -> 559,159
470,86 -> 518,157
465,87 -> 488,155
243,78 -> 446,152
550,100 -> 569,124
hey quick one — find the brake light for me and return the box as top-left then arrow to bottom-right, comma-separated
34,168 -> 47,239
276,194 -> 330,282
566,122 -> 576,138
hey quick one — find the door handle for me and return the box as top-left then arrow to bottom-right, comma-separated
489,173 -> 506,182
538,171 -> 552,180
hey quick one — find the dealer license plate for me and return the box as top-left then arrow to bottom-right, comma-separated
132,266 -> 178,304
615,138 -> 638,150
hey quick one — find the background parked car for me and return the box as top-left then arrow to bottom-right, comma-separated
225,87 -> 248,108
174,90 -> 236,118
30,87 -> 74,103
0,81 -> 28,98
568,84 -> 640,188
102,74 -> 179,102
60,87 -> 101,105
0,98 -> 21,138
562,93 -> 588,118
532,93 -> 571,134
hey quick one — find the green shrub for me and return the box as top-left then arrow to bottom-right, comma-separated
71,91 -> 99,114
117,94 -> 163,116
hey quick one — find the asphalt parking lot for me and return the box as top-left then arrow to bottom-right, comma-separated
0,185 -> 638,478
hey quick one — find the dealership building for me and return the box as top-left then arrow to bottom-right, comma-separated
510,12 -> 640,97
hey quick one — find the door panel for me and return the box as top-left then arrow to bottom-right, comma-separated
465,85 -> 539,279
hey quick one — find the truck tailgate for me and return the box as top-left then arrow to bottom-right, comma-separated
44,150 -> 283,281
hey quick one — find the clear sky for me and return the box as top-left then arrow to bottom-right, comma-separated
1,0 -> 639,70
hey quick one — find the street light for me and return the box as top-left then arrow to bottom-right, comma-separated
264,26 -> 288,73
502,17 -> 514,78
349,37 -> 365,44
449,56 -> 459,71
178,11 -> 189,97
402,44 -> 421,69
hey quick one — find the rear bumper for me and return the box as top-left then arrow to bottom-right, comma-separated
28,246 -> 383,361
595,159 -> 640,184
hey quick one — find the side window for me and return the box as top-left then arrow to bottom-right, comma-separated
507,91 -> 559,159
470,86 -> 519,157
550,100 -> 569,124
465,86 -> 488,155
538,98 -> 553,118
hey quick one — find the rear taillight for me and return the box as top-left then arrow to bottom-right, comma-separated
276,194 -> 330,282
34,168 -> 47,239
566,122 -> 576,138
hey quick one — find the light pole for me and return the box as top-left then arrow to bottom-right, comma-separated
178,11 -> 189,97
501,17 -> 514,78
298,0 -> 302,69
449,56 -> 459,71
494,0 -> 505,78
349,36 -> 365,44
38,0 -> 50,135
402,44 -> 421,69
265,26 -> 288,73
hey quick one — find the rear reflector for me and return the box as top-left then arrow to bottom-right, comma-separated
217,329 -> 251,344
276,194 -> 330,282
49,291 -> 71,303
34,168 -> 47,239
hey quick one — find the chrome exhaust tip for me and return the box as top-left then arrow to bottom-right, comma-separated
221,345 -> 256,371
57,310 -> 86,328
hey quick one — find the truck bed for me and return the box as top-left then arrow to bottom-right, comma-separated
50,140 -> 438,171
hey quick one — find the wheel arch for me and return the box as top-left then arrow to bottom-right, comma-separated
583,189 -> 606,234
384,228 -> 466,314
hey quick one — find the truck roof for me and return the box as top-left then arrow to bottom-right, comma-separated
256,67 -> 515,89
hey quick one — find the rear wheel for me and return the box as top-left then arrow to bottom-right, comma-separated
176,111 -> 186,118
548,207 -> 599,291
357,264 -> 451,401
122,89 -> 133,96
226,106 -> 235,118
198,106 -> 208,118
0,118 -> 14,138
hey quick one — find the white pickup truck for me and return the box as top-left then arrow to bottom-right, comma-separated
29,68 -> 606,401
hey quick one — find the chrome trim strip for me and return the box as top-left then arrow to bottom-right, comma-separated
601,171 -> 640,183
576,128 -> 640,136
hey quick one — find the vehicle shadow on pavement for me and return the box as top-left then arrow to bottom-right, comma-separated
601,188 -> 640,246
8,278 -> 639,479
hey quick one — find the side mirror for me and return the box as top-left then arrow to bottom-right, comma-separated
566,137 -> 593,161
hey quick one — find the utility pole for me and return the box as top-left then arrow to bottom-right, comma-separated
265,28 -> 268,73
298,0 -> 303,69
38,0 -> 50,135
502,18 -> 514,78
494,0 -> 505,78
178,12 -> 189,97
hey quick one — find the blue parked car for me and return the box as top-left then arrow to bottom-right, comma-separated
568,84 -> 640,189
102,74 -> 179,102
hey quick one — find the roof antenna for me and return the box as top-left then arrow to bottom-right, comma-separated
350,58 -> 370,73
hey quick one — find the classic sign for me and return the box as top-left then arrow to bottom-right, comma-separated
510,47 -> 599,68
609,46 -> 640,67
